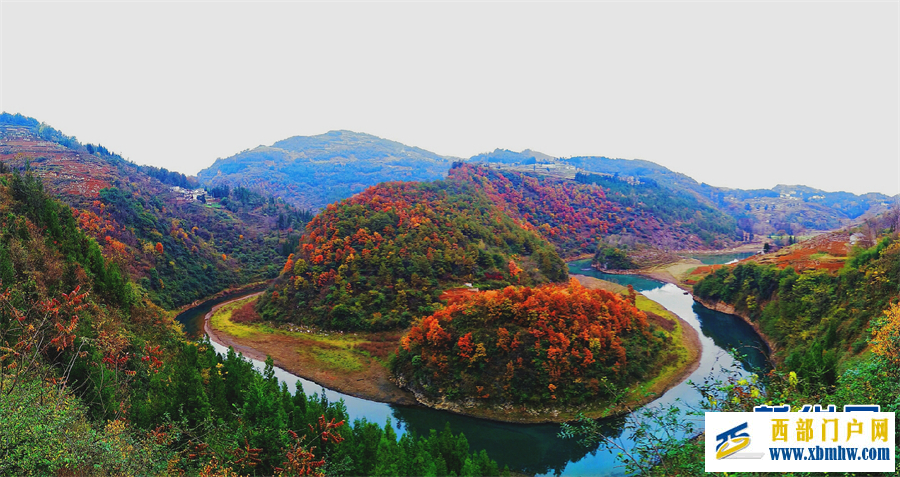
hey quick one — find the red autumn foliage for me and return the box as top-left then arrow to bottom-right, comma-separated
395,279 -> 667,406
231,301 -> 261,324
266,179 -> 565,331
0,138 -> 114,198
282,253 -> 295,275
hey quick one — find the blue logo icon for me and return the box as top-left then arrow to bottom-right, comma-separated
716,422 -> 751,459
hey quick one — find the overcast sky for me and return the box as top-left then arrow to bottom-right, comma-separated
2,2 -> 898,195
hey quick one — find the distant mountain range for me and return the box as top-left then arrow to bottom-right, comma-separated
467,151 -> 896,236
3,112 -> 893,266
197,130 -> 454,210
198,131 -> 896,239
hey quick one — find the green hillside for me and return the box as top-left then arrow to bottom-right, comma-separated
694,224 -> 900,388
0,166 -> 505,476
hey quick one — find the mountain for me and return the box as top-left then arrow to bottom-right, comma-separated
256,177 -> 567,331
200,129 -> 893,250
468,148 -> 555,165
718,184 -> 895,235
197,130 -> 454,210
450,164 -> 739,258
0,113 -> 308,308
471,151 -> 897,237
692,222 -> 900,389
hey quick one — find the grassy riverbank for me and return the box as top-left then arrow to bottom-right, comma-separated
208,275 -> 702,423
571,275 -> 702,417
206,295 -> 417,405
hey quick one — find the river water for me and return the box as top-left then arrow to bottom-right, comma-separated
687,251 -> 758,265
176,259 -> 767,476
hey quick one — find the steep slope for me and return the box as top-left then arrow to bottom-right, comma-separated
693,224 -> 900,388
450,164 -> 739,258
0,169 -> 503,476
257,179 -> 568,331
197,130 -> 454,210
0,114 -> 307,308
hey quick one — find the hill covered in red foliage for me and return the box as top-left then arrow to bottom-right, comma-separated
448,163 -> 738,258
256,179 -> 568,331
391,279 -> 667,409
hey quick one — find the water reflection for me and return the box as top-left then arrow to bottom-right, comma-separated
693,302 -> 770,370
392,404 -> 624,476
175,285 -> 268,338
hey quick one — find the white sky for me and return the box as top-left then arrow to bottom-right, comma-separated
2,2 -> 898,196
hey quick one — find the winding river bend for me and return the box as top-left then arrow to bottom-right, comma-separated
176,257 -> 766,476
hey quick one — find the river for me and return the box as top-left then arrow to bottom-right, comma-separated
687,251 -> 759,265
176,258 -> 767,476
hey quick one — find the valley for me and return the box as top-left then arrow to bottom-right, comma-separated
179,260 -> 761,476
1,112 -> 897,476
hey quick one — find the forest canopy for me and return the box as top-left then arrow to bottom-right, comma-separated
257,179 -> 567,331
392,280 -> 667,407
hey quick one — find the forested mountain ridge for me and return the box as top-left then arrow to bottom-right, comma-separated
471,151 -> 896,237
257,178 -> 567,331
200,130 -> 894,251
468,148 -> 556,164
0,113 -> 308,309
720,184 -> 895,235
197,130 -> 454,211
449,163 -> 739,258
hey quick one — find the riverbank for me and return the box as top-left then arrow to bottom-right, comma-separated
204,294 -> 418,406
205,276 -> 703,424
572,275 -> 702,414
595,258 -> 701,292
171,280 -> 270,317
692,296 -> 776,356
205,284 -> 702,423
591,243 -> 764,291
401,277 -> 703,423
586,256 -> 779,359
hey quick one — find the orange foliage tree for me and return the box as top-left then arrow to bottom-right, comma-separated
870,303 -> 900,370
